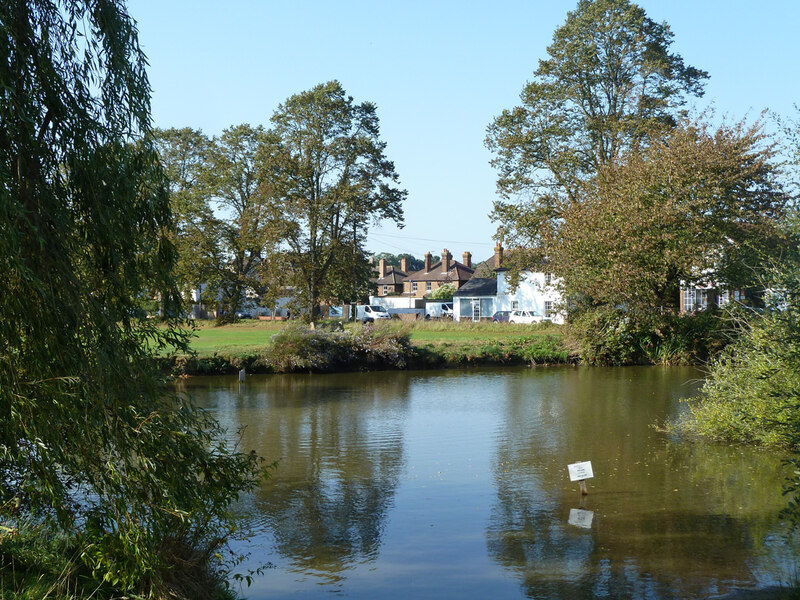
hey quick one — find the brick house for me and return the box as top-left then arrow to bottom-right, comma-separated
375,257 -> 410,297
403,249 -> 474,297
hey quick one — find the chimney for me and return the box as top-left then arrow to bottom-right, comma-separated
494,243 -> 503,268
400,257 -> 409,273
442,248 -> 452,273
378,258 -> 386,279
424,252 -> 432,273
462,251 -> 472,269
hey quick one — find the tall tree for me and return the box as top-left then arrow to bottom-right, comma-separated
486,0 -> 707,272
206,124 -> 269,321
0,1 -> 262,594
152,127 -> 219,304
261,81 -> 406,319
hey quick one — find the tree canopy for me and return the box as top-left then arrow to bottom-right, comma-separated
0,1 -> 262,595
487,0 -> 709,288
260,81 -> 406,318
553,119 -> 790,310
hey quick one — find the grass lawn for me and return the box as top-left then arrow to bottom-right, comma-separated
181,320 -> 285,354
180,319 -> 563,356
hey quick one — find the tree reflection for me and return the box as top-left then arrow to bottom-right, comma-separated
186,371 -> 410,582
486,367 -> 793,599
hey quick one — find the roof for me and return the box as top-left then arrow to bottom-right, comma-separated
376,266 -> 408,285
453,278 -> 497,297
471,256 -> 501,278
407,260 -> 474,283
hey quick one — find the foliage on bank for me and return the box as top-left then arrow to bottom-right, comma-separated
0,2 -> 265,598
167,323 -> 572,375
566,306 -> 731,366
677,262 -> 800,450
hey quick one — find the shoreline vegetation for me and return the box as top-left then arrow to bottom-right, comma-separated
160,312 -> 727,377
162,320 -> 573,376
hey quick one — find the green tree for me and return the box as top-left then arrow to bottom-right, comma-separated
373,252 -> 426,272
0,1 -> 263,596
261,81 -> 406,319
553,119 -> 790,311
152,127 -> 219,308
487,0 -> 707,276
206,124 -> 269,322
428,283 -> 456,300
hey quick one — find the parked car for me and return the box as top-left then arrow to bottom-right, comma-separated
235,312 -> 252,319
509,310 -> 540,324
492,310 -> 511,323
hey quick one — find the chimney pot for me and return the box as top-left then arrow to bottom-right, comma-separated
442,248 -> 452,273
494,244 -> 503,268
424,252 -> 432,273
462,251 -> 472,269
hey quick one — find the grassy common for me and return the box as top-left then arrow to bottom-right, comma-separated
166,319 -> 570,375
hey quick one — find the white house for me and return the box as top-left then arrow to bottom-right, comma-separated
453,269 -> 565,324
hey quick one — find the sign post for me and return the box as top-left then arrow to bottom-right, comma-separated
567,461 -> 593,495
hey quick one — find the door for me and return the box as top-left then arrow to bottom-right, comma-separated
472,300 -> 480,322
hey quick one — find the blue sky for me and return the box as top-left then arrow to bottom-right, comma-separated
129,0 -> 800,261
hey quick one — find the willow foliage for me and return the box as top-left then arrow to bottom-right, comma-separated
0,1 -> 263,596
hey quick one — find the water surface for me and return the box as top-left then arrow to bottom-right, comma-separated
179,366 -> 797,599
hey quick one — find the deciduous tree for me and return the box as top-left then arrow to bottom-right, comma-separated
261,81 -> 406,319
552,119 -> 790,310
486,0 -> 708,277
0,1 -> 263,595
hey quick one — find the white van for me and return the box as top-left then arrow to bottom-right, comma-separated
425,302 -> 454,319
356,304 -> 392,323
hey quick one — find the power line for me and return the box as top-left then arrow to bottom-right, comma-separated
369,231 -> 495,246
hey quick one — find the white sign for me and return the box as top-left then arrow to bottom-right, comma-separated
567,461 -> 594,482
568,508 -> 594,529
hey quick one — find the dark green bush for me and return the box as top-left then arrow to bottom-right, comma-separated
568,306 -> 730,366
262,325 -> 412,373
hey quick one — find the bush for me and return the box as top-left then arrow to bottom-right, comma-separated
262,324 -> 412,373
679,266 -> 800,448
567,306 -> 730,366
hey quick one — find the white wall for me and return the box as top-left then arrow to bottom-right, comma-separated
370,295 -> 424,309
496,271 -> 565,324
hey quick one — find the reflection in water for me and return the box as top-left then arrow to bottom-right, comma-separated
176,367 -> 799,599
181,372 -> 410,585
486,367 -> 793,599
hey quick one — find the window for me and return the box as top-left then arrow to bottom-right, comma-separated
697,289 -> 708,311
382,285 -> 389,295
426,281 -> 432,292
544,301 -> 553,318
682,288 -> 695,312
511,300 -> 519,310
545,273 -> 552,285
412,282 -> 418,293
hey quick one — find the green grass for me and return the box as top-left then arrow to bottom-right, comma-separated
179,320 -> 285,354
178,319 -> 563,356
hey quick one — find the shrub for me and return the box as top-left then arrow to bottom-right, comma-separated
568,306 -> 730,366
263,325 -> 412,373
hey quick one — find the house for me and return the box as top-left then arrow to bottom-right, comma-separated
403,249 -> 474,297
452,277 -> 497,321
680,284 -> 745,312
453,244 -> 565,323
374,257 -> 410,297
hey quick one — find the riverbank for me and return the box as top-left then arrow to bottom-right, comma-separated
162,320 -> 573,376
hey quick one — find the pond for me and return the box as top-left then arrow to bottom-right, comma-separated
178,366 -> 798,599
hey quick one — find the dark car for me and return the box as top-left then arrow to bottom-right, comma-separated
492,310 -> 511,323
